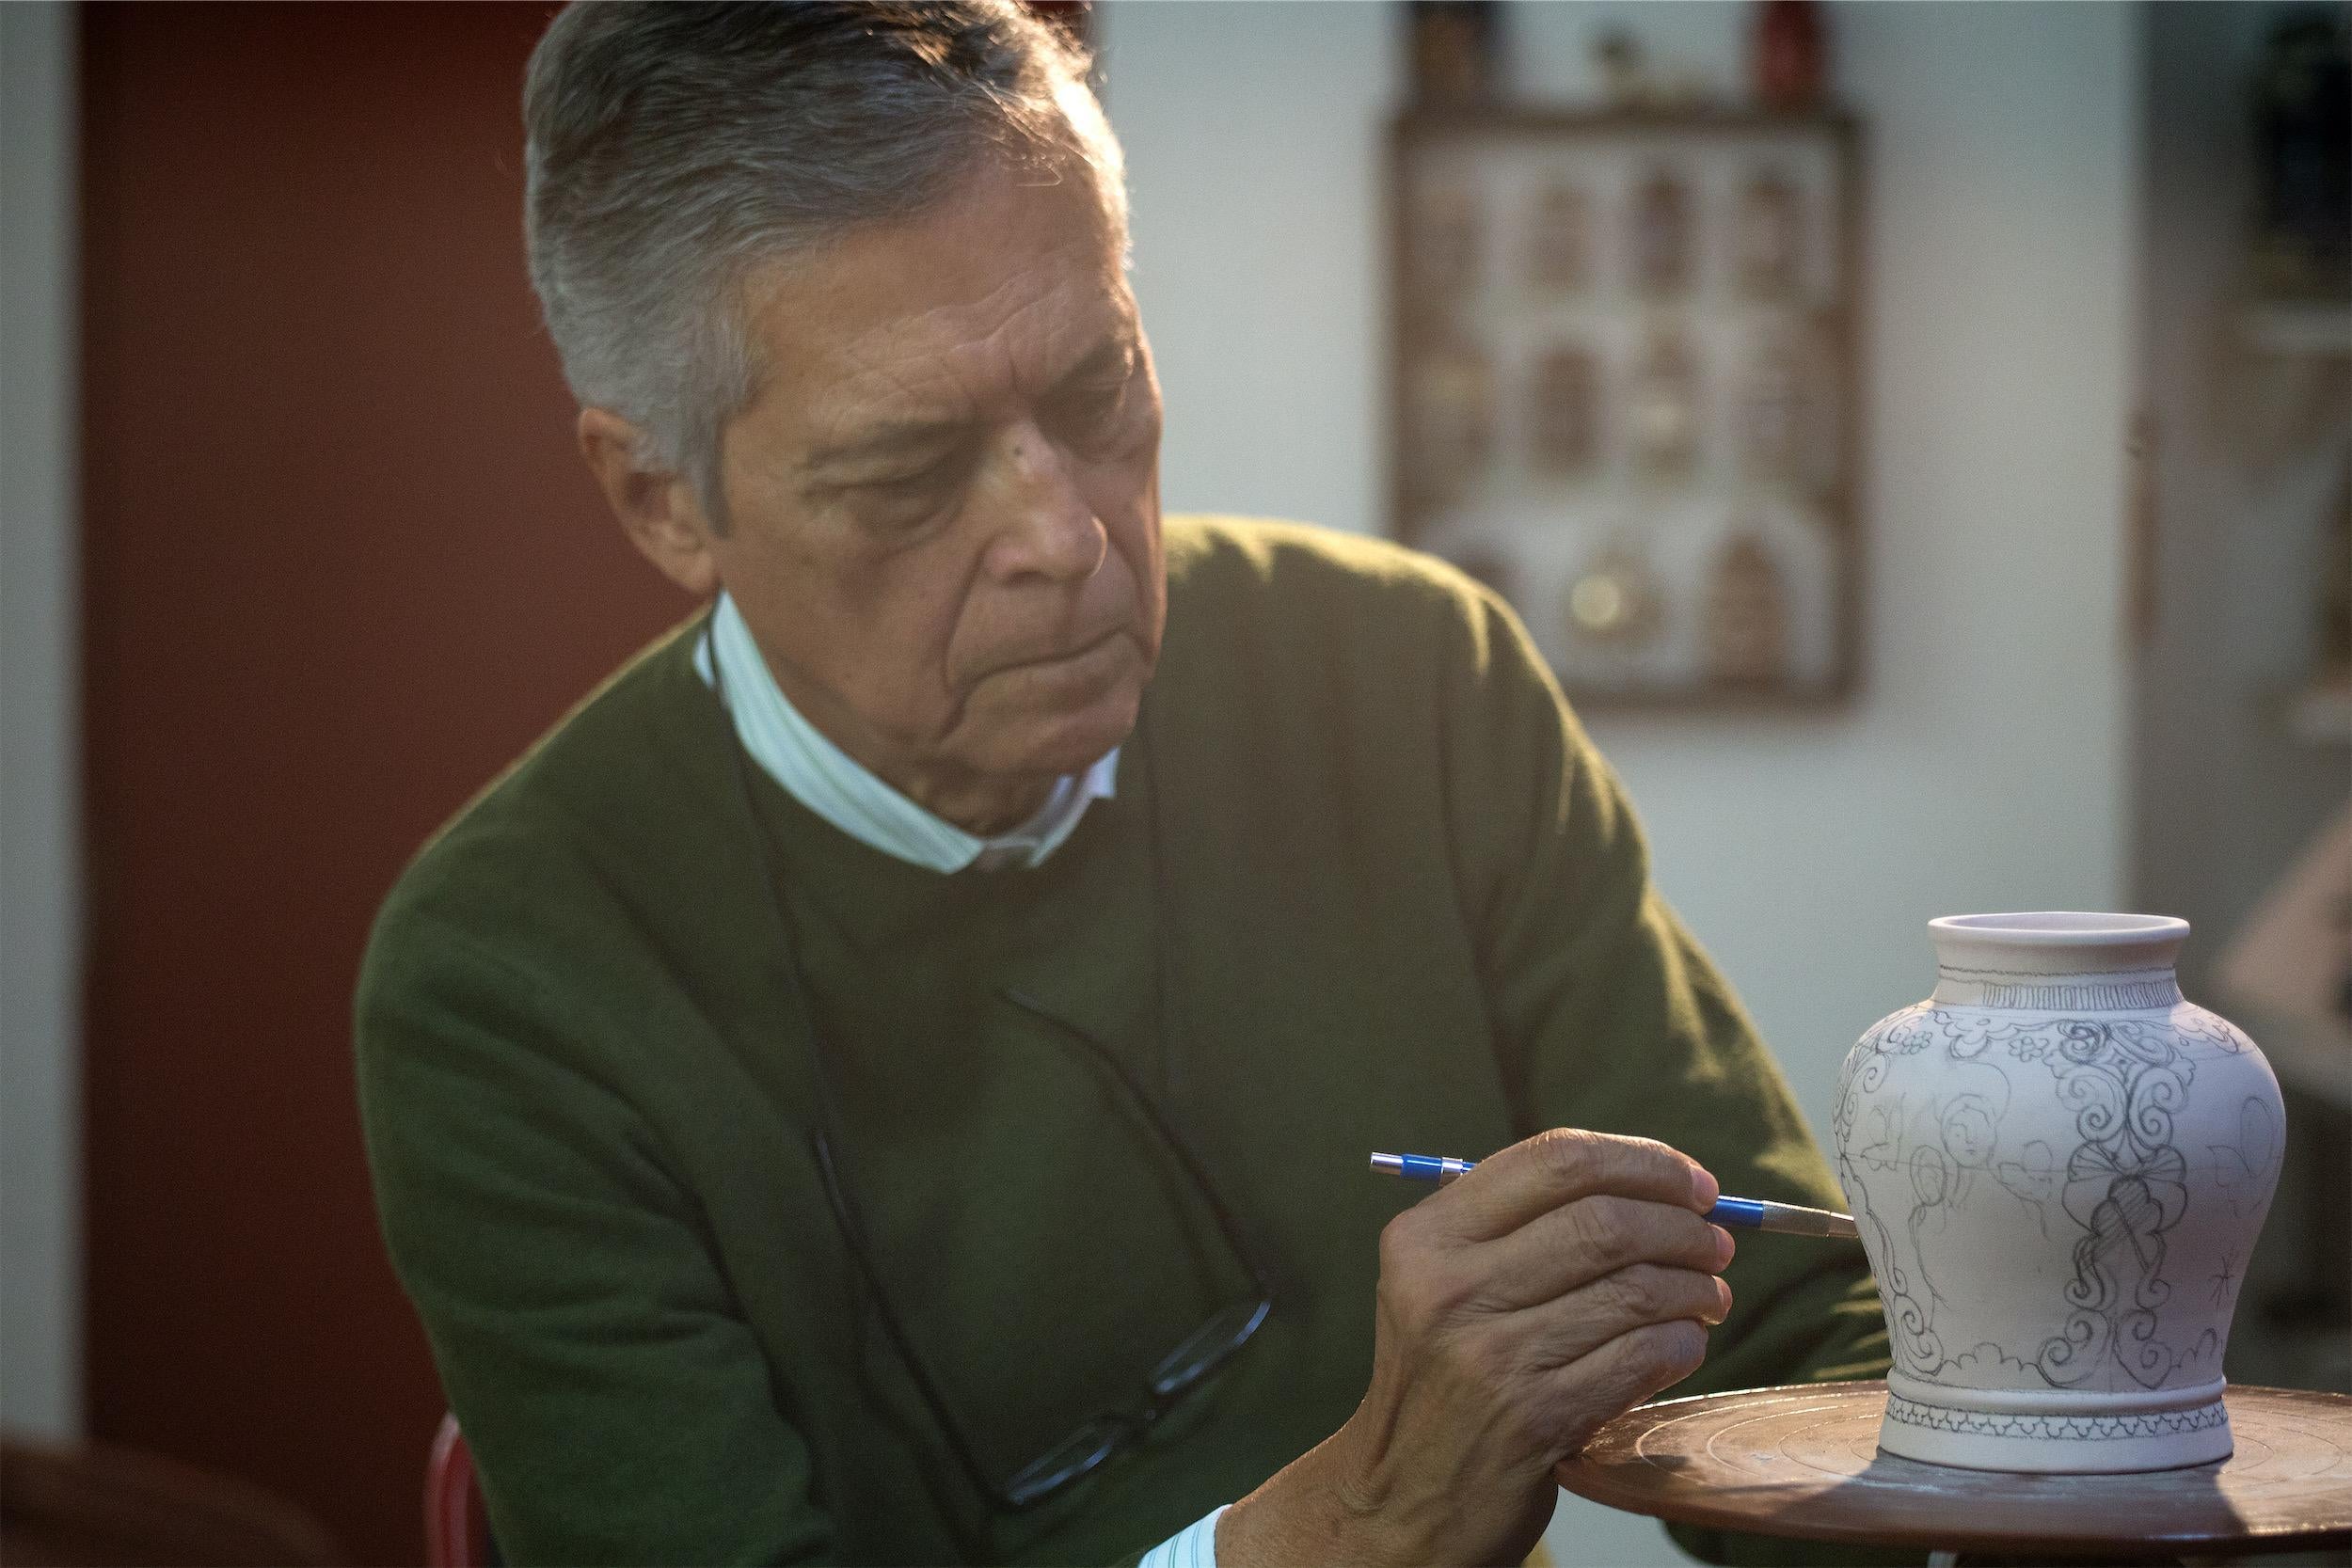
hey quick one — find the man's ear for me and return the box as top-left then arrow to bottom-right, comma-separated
578,407 -> 722,597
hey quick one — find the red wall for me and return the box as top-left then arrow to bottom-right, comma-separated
79,7 -> 685,1560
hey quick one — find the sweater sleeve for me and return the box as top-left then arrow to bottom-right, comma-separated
1435,583 -> 1900,1564
356,908 -> 834,1567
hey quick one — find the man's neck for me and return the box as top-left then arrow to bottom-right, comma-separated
756,662 -> 1055,836
895,767 -> 1058,838
697,594 -> 1113,875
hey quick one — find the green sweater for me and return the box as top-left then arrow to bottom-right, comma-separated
357,516 -> 1887,1566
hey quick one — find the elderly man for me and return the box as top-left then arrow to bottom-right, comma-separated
357,4 -> 1888,1564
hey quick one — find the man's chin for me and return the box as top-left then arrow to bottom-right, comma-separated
962,636 -> 1150,779
1009,692 -> 1143,778
972,678 -> 1145,784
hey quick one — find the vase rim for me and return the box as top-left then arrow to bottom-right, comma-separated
1929,911 -> 2189,945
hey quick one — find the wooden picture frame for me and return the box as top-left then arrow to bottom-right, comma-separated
1389,107 -> 1867,707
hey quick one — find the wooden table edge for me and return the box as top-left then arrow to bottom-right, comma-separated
1553,1381 -> 2352,1557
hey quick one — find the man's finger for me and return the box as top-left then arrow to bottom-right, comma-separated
1543,1318 -> 1713,1457
1423,1127 -> 1716,1242
1511,1261 -> 1731,1369
1472,1197 -> 1730,1308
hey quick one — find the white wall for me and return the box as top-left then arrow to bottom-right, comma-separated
1104,4 -> 2137,1560
0,0 -> 85,1443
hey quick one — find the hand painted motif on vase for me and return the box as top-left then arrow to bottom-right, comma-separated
1833,912 -> 2285,1472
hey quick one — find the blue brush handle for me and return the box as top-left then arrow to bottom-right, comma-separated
1369,1153 -> 1851,1237
1705,1196 -> 1768,1228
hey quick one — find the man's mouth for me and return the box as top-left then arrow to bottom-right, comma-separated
988,626 -> 1126,679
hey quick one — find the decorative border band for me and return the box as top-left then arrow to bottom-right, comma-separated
1885,1393 -> 2227,1441
1933,964 -> 2176,979
1931,974 -> 2181,1010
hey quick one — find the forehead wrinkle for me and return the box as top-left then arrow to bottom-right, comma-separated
739,165 -> 1134,458
850,233 -> 1120,404
822,348 -> 969,440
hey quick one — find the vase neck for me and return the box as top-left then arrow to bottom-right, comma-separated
1926,911 -> 2187,1011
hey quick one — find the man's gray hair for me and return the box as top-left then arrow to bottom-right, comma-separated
522,1 -> 1122,531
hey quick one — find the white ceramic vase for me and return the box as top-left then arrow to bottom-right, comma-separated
1832,913 -> 2285,1473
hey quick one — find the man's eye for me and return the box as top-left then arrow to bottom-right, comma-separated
1059,378 -> 1136,448
850,454 -> 966,534
871,461 -> 955,495
865,449 -> 970,499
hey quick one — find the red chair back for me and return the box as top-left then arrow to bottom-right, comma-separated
423,1415 -> 488,1568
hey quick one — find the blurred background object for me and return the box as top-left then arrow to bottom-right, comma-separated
1,3 -> 2345,1564
1749,0 -> 1828,112
2249,8 -> 2350,305
1410,0 -> 1503,108
2218,801 -> 2352,1109
2136,0 -> 2352,1426
6,5 -> 681,1560
0,1436 -> 343,1568
1390,103 -> 1860,705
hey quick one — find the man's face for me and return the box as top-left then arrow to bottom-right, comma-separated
704,154 -> 1164,824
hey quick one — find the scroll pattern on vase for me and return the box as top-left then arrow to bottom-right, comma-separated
1834,1003 -> 2277,1395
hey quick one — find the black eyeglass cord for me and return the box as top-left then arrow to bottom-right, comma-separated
697,612 -> 1275,1527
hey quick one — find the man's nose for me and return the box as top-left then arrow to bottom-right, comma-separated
981,423 -> 1106,583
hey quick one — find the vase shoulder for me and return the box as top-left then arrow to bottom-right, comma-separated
1846,999 -> 2260,1062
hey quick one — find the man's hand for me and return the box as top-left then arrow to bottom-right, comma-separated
1216,1129 -> 1733,1567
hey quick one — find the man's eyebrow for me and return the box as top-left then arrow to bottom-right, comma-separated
801,332 -> 1139,477
802,416 -> 972,476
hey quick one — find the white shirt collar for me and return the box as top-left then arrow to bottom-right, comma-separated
694,593 -> 1117,874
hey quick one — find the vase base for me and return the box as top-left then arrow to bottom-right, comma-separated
1877,1390 -> 2233,1473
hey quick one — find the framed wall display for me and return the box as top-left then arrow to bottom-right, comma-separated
1390,108 -> 1866,705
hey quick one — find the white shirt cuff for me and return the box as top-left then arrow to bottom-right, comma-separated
1138,1503 -> 1229,1568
